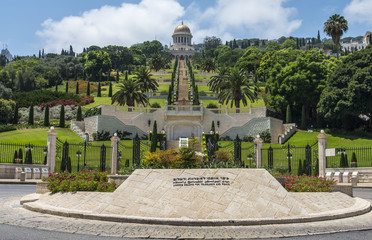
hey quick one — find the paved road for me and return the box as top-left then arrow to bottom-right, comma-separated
0,185 -> 371,240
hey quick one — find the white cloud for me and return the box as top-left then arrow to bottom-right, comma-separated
37,0 -> 184,53
191,0 -> 302,42
37,0 -> 302,52
344,0 -> 372,25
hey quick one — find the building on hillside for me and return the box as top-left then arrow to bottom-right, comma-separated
169,22 -> 195,59
363,31 -> 372,45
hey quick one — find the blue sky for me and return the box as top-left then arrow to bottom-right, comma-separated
1,0 -> 371,56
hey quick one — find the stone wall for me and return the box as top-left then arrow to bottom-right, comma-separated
0,164 -> 47,179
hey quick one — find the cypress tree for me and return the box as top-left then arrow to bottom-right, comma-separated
97,82 -> 101,97
150,120 -> 157,152
99,70 -> 102,82
108,82 -> 113,97
76,106 -> 82,121
13,103 -> 19,124
301,105 -> 306,129
344,154 -> 349,168
59,105 -> 65,128
44,104 -> 50,126
76,82 -> 79,94
116,71 -> 120,82
87,82 -> 90,96
107,71 -> 110,81
125,71 -> 128,81
13,150 -> 18,163
18,149 -> 23,162
286,104 -> 292,123
340,153 -> 345,167
65,81 -> 69,93
211,121 -> 215,132
28,105 -> 34,125
25,149 -> 32,164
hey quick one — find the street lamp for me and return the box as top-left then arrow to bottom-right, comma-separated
83,133 -> 89,168
76,150 -> 82,171
161,129 -> 165,134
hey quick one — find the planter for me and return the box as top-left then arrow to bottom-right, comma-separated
351,161 -> 357,168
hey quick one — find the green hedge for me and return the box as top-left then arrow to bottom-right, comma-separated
12,90 -> 80,107
0,125 -> 16,133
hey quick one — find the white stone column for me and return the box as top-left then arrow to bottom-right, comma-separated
47,127 -> 57,173
318,130 -> 327,178
254,136 -> 263,168
110,134 -> 120,175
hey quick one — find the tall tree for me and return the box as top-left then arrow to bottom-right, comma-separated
133,66 -> 158,95
323,14 -> 348,59
44,104 -> 50,126
210,67 -> 257,113
149,53 -> 164,72
65,81 -> 68,93
111,79 -> 148,111
13,103 -> 19,124
150,120 -> 157,152
87,82 -> 90,96
59,105 -> 65,128
108,82 -> 113,97
76,82 -> 79,94
97,82 -> 101,97
28,105 -> 34,125
286,104 -> 292,123
76,106 -> 82,121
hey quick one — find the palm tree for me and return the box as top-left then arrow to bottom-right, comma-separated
111,79 -> 148,111
211,67 -> 257,113
324,14 -> 348,59
133,66 -> 158,96
208,65 -> 229,93
149,53 -> 164,72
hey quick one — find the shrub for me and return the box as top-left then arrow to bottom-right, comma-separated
79,95 -> 94,106
12,90 -> 80,108
69,80 -> 97,95
214,150 -> 233,164
199,91 -> 207,96
278,174 -> 335,192
0,124 -> 16,133
43,170 -> 117,193
177,147 -> 202,168
28,105 -> 34,125
84,107 -> 101,118
24,149 -> 32,164
206,103 -> 218,109
259,129 -> 271,143
150,102 -> 161,108
144,149 -> 180,168
0,99 -> 15,124
242,136 -> 254,142
39,99 -> 79,109
43,104 -> 49,126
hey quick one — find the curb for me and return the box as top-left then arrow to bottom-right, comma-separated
23,198 -> 371,226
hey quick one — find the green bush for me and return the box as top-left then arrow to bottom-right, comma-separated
0,124 -> 16,133
259,129 -> 271,143
84,107 -> 101,118
206,103 -> 218,109
150,102 -> 161,108
12,90 -> 80,108
0,99 -> 15,124
44,170 -> 118,193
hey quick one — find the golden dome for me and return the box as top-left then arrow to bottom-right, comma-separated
174,22 -> 191,34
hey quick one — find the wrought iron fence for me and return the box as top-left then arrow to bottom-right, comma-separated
132,135 -> 151,166
326,147 -> 372,168
261,142 -> 318,174
118,141 -> 133,170
241,142 -> 255,168
0,142 -> 47,165
55,139 -> 112,172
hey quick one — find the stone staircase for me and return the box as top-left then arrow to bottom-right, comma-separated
70,121 -> 86,140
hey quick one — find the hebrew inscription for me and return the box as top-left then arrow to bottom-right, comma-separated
173,177 -> 230,187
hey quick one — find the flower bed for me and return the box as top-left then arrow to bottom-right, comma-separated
275,174 -> 336,192
43,170 -> 117,193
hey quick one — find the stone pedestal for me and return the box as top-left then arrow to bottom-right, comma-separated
47,127 -> 57,173
110,134 -> 120,175
254,136 -> 263,168
317,130 -> 327,178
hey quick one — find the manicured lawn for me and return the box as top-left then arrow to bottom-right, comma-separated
0,128 -> 83,145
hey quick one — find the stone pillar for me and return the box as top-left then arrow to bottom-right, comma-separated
110,133 -> 120,175
47,127 -> 57,173
254,136 -> 263,168
226,105 -> 229,115
318,130 -> 327,178
249,104 -> 252,114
